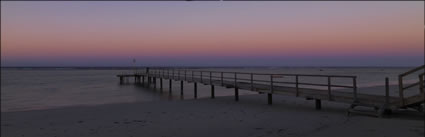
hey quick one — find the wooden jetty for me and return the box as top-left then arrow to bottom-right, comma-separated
117,65 -> 424,117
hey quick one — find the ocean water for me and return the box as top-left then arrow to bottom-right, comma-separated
1,67 -> 422,112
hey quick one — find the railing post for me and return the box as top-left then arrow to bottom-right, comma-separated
192,71 -> 194,81
419,74 -> 424,93
210,71 -> 212,84
234,72 -> 237,88
201,71 -> 203,83
160,78 -> 163,92
178,70 -> 180,80
353,77 -> 358,102
184,69 -> 187,81
169,79 -> 172,93
296,75 -> 299,97
385,77 -> 389,105
221,72 -> 224,86
268,75 -> 273,105
270,75 -> 274,93
250,73 -> 254,91
398,76 -> 405,106
327,77 -> 332,100
235,72 -> 239,101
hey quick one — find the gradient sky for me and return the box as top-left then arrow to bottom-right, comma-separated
1,1 -> 424,67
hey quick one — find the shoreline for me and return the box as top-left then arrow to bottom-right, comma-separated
2,94 -> 423,137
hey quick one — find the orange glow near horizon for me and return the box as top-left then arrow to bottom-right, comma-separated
1,1 -> 424,66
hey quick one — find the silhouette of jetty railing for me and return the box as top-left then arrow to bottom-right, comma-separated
398,65 -> 425,107
117,67 -> 424,117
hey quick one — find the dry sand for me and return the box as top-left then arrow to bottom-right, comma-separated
2,94 -> 424,137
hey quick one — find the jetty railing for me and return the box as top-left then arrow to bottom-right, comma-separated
134,67 -> 358,101
398,65 -> 425,106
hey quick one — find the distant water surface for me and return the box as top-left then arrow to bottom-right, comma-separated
1,67 -> 421,112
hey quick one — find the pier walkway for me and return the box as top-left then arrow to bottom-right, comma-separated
117,66 -> 424,117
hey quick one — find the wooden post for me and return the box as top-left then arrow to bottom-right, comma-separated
153,77 -> 157,90
169,79 -> 172,93
268,93 -> 272,105
327,77 -> 332,100
147,76 -> 151,88
142,76 -> 145,85
180,81 -> 184,96
211,85 -> 215,99
234,73 -> 237,88
268,75 -> 273,105
120,77 -> 123,84
177,70 -> 180,80
235,88 -> 239,101
250,73 -> 254,91
221,72 -> 224,86
385,77 -> 389,105
160,78 -> 163,92
398,76 -> 404,106
192,71 -> 194,82
296,75 -> 299,97
209,72 -> 212,85
201,71 -> 203,83
184,70 -> 187,81
270,75 -> 273,93
315,99 -> 321,110
194,82 -> 197,99
353,77 -> 358,102
419,74 -> 424,93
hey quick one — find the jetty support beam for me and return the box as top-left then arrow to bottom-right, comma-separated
315,99 -> 322,110
268,93 -> 272,105
180,81 -> 184,96
235,88 -> 239,101
169,79 -> 172,93
194,82 -> 198,99
211,85 -> 215,99
160,78 -> 163,92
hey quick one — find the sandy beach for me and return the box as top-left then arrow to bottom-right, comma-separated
2,93 -> 423,137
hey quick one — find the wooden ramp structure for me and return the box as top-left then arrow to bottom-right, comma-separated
117,66 -> 424,117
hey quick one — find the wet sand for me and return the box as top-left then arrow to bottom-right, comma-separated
2,93 -> 424,137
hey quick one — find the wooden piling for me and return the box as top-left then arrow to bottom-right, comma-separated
169,79 -> 172,93
235,88 -> 239,101
194,82 -> 197,99
385,77 -> 389,105
211,85 -> 215,99
327,77 -> 332,100
180,81 -> 184,96
268,93 -> 272,105
160,78 -> 163,92
153,77 -> 157,90
295,75 -> 299,97
315,99 -> 321,110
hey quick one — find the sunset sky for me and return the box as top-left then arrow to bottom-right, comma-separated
1,1 -> 424,67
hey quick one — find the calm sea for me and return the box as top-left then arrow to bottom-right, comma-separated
1,67 -> 421,112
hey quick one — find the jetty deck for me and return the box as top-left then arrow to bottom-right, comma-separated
117,66 -> 424,117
